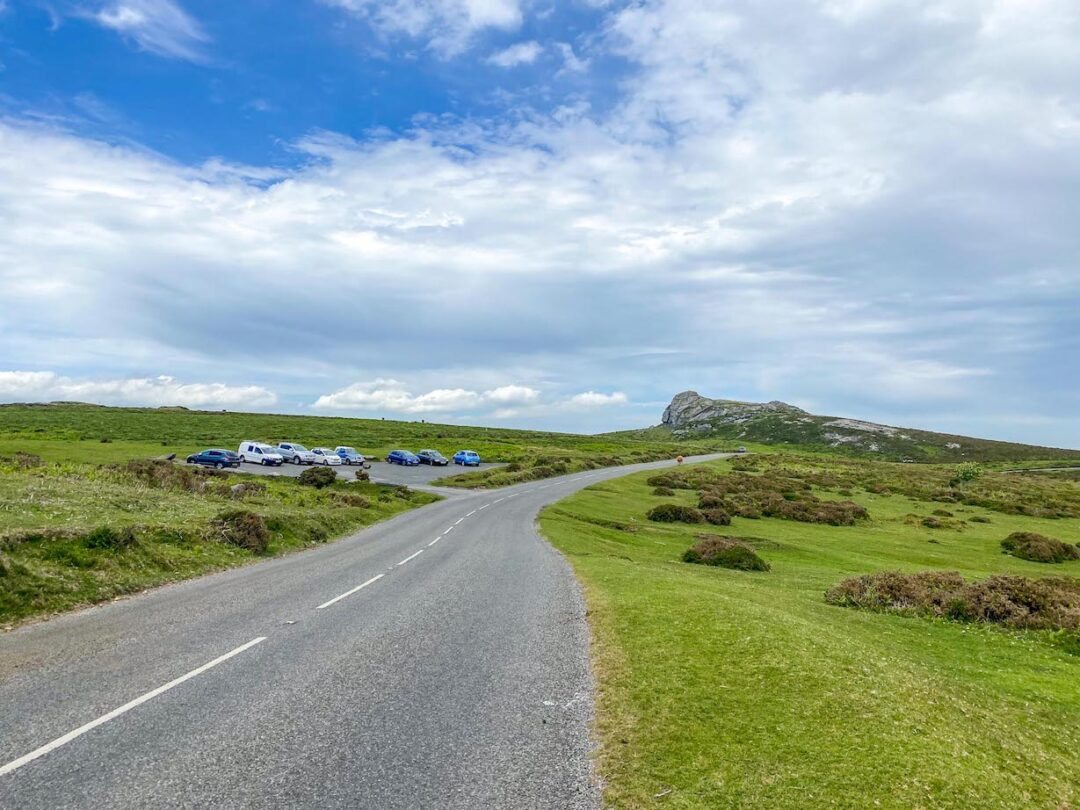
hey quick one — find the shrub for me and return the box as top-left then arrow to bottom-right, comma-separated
922,517 -> 943,529
82,526 -> 137,550
1001,532 -> 1080,564
114,458 -> 222,492
825,570 -> 1080,631
683,537 -> 770,571
970,515 -> 991,524
0,452 -> 44,469
354,469 -> 370,482
932,509 -> 954,517
332,493 -> 372,508
652,486 -> 675,497
298,466 -> 338,488
703,508 -> 732,526
211,510 -> 270,553
647,504 -> 705,524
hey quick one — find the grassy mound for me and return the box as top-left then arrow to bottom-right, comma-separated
825,570 -> 1080,631
1001,532 -> 1080,564
682,537 -> 769,571
297,466 -> 338,488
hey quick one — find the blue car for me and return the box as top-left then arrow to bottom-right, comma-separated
386,449 -> 420,466
453,450 -> 481,467
186,449 -> 240,469
335,446 -> 367,466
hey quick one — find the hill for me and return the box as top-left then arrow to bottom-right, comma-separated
649,391 -> 1080,462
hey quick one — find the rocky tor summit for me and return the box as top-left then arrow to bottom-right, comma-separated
658,391 -> 1077,462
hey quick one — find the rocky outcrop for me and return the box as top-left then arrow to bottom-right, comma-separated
662,391 -> 805,431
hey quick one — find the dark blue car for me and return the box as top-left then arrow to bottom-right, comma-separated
386,449 -> 420,466
186,449 -> 240,469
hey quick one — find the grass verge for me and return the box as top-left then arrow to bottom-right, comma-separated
540,455 -> 1080,809
0,458 -> 436,626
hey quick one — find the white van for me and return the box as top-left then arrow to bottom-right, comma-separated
237,441 -> 284,466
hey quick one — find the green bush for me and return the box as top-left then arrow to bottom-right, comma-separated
1001,532 -> 1080,564
647,504 -> 705,524
298,466 -> 338,488
211,510 -> 270,553
683,537 -> 769,571
652,486 -> 675,497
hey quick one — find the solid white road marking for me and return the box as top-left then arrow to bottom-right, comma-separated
316,574 -> 384,610
396,549 -> 424,566
0,637 -> 267,778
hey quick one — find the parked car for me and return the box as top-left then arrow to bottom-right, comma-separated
387,449 -> 420,466
453,450 -> 481,466
312,448 -> 343,466
238,441 -> 284,466
276,442 -> 318,465
416,449 -> 448,466
335,446 -> 366,466
736,446 -> 748,454
186,449 -> 240,469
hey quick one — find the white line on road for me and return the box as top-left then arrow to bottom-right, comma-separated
466,510 -> 476,517
493,497 -> 505,504
478,504 -> 490,510
316,574 -> 384,610
396,549 -> 424,566
428,536 -> 441,547
0,637 -> 267,778
454,518 -> 463,526
444,525 -> 455,534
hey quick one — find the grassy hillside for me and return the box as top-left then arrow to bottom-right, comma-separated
644,392 -> 1080,462
0,456 -> 436,626
0,402 -> 719,469
540,454 -> 1080,808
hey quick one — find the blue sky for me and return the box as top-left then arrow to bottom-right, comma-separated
0,0 -> 1078,446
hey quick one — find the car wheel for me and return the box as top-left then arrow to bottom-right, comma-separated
215,462 -> 224,469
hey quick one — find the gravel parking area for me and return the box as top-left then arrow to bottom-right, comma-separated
225,459 -> 503,488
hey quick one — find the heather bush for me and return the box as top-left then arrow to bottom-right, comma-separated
297,466 -> 338,488
211,510 -> 270,553
703,508 -> 732,526
826,570 -> 1080,631
652,486 -> 675,497
1001,532 -> 1080,564
113,458 -> 222,492
647,504 -> 705,524
683,537 -> 769,571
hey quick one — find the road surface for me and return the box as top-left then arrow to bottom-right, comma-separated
0,455 -> 726,809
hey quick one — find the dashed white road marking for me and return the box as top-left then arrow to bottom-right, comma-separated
428,536 -> 441,547
445,525 -> 455,534
454,518 -> 464,526
466,510 -> 476,517
396,549 -> 424,567
478,504 -> 490,510
0,636 -> 267,778
493,497 -> 505,504
316,574 -> 384,610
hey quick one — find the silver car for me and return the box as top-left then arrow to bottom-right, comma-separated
276,442 -> 318,465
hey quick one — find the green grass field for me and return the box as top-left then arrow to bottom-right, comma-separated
0,402 -> 717,471
540,456 -> 1080,808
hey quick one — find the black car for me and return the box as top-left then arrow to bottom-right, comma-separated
416,449 -> 449,466
186,449 -> 241,469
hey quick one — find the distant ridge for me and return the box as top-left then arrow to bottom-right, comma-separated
659,391 -> 1079,462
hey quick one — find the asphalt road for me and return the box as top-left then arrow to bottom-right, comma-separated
0,454 -> 727,809
228,458 -> 504,489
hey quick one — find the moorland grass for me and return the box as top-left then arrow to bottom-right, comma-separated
540,456 -> 1080,809
0,460 -> 436,625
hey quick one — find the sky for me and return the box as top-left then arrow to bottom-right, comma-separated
0,0 -> 1077,445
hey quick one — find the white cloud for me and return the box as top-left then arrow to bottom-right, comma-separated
92,0 -> 209,62
0,372 -> 277,408
324,0 -> 523,55
564,391 -> 629,409
555,42 -> 588,74
487,40 -> 542,67
312,380 -> 540,413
